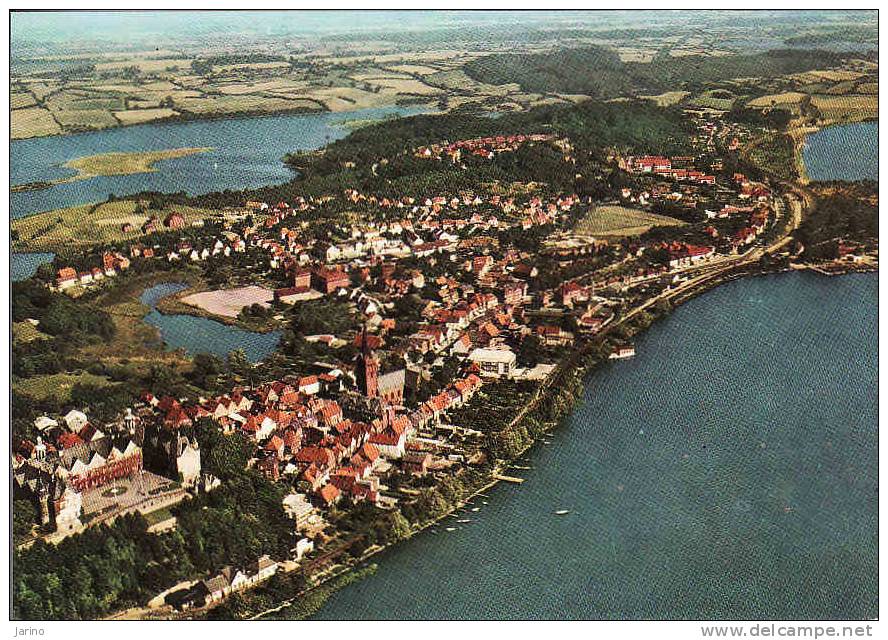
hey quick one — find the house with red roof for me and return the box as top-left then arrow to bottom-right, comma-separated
56,267 -> 78,289
317,483 -> 341,507
164,212 -> 186,229
369,429 -> 407,459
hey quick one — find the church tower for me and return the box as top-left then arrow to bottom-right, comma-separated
355,327 -> 379,398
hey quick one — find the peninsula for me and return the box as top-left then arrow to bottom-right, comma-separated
11,147 -> 213,192
11,9 -> 878,625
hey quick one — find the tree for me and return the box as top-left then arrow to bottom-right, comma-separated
191,353 -> 225,390
226,349 -> 252,380
13,499 -> 37,542
190,59 -> 213,76
517,334 -> 543,368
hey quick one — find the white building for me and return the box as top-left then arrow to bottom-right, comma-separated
63,409 -> 88,432
468,348 -> 517,379
294,537 -> 314,561
34,416 -> 59,432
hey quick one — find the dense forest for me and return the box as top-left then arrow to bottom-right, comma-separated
794,181 -> 878,259
464,46 -> 870,97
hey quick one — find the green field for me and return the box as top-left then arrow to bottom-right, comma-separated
13,371 -> 115,402
12,321 -> 50,344
11,199 -> 220,252
575,205 -> 686,237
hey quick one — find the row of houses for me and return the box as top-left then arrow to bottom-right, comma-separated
55,252 -> 130,289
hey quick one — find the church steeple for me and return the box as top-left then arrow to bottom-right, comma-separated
355,324 -> 378,398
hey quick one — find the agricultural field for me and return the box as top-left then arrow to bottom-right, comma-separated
810,94 -> 878,122
10,106 -> 62,138
641,91 -> 690,107
9,46 -> 582,139
574,205 -> 686,238
10,38 -> 879,140
112,107 -> 179,125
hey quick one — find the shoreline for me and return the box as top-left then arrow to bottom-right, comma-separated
10,104 -> 329,143
12,147 -> 215,193
10,99 -> 437,144
152,284 -> 282,335
789,116 -> 879,184
91,261 -> 877,621
238,258 -> 878,622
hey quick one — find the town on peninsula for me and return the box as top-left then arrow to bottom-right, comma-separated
8,8 -> 879,626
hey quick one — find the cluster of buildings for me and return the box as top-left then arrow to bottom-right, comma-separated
167,554 -> 285,611
13,405 -> 200,539
624,155 -> 716,185
415,133 -> 556,162
55,252 -> 131,290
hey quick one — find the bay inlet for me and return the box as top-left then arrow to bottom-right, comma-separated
10,104 -> 429,220
139,282 -> 281,363
802,120 -> 878,182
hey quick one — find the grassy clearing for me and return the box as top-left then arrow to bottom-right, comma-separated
143,508 -> 175,527
12,321 -> 51,344
641,91 -> 690,107
75,271 -> 198,372
11,199 -> 219,252
689,89 -> 737,111
13,372 -> 115,403
575,205 -> 686,237
747,91 -> 809,108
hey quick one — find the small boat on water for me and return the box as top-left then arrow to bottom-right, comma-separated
446,527 -> 457,532
457,519 -> 471,523
471,507 -> 481,512
555,510 -> 570,515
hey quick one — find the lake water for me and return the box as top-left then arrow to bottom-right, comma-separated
140,282 -> 281,363
802,121 -> 878,182
314,271 -> 878,620
11,105 -> 429,219
11,252 -> 56,281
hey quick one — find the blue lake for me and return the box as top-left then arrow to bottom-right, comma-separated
802,121 -> 878,182
139,282 -> 281,363
11,105 -> 429,219
11,252 -> 56,281
314,272 -> 878,620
